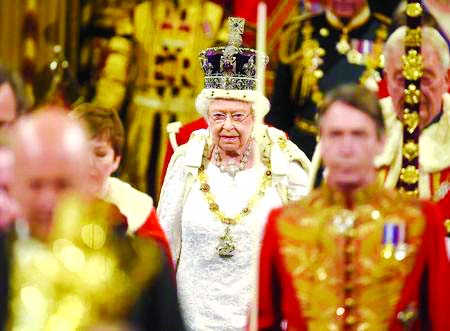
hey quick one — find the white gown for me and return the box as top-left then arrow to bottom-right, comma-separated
158,125 -> 310,331
177,163 -> 282,331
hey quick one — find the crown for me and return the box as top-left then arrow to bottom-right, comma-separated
199,17 -> 268,91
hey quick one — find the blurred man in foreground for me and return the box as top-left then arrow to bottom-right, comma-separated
258,84 -> 449,331
0,109 -> 185,331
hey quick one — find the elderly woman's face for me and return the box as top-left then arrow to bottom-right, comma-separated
207,99 -> 254,155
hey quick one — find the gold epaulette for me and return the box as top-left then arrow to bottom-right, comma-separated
373,12 -> 392,26
281,12 -> 315,31
278,12 -> 319,64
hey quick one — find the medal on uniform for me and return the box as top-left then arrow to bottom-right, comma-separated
349,38 -> 374,65
382,221 -> 408,260
434,180 -> 450,201
336,33 -> 351,54
347,49 -> 363,65
381,222 -> 397,259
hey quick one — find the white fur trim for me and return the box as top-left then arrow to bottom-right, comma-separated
376,93 -> 450,199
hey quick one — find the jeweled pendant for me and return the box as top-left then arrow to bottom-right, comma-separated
336,35 -> 351,54
346,49 -> 363,65
216,226 -> 236,258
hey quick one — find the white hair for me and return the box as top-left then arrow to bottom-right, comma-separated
195,89 -> 271,123
384,26 -> 450,70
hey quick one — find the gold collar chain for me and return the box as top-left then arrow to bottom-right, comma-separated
197,156 -> 272,257
197,163 -> 272,226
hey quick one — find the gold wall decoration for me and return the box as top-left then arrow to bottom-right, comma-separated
0,0 -> 75,106
122,0 -> 223,197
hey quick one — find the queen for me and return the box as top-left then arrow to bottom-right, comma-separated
158,17 -> 310,331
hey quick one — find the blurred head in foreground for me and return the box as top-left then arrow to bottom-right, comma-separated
11,107 -> 89,239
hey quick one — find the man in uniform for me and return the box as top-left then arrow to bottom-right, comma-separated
268,0 -> 393,159
257,84 -> 449,331
376,26 -> 450,239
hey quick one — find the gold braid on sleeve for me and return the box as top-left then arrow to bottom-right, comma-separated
279,16 -> 325,107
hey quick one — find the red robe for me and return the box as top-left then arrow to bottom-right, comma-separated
258,185 -> 450,331
136,207 -> 173,265
160,117 -> 207,186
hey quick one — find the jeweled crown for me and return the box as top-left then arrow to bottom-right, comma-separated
199,17 -> 268,91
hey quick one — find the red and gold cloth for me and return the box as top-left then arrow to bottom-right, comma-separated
258,184 -> 449,331
136,207 -> 173,264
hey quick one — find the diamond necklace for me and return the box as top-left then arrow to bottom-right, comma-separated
214,140 -> 253,177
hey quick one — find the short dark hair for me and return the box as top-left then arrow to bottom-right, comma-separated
70,103 -> 125,157
0,63 -> 29,115
318,83 -> 385,136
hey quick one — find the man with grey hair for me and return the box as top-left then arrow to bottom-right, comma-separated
376,25 -> 450,239
11,108 -> 91,238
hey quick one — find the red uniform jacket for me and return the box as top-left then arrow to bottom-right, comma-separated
258,185 -> 450,331
161,118 -> 207,185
